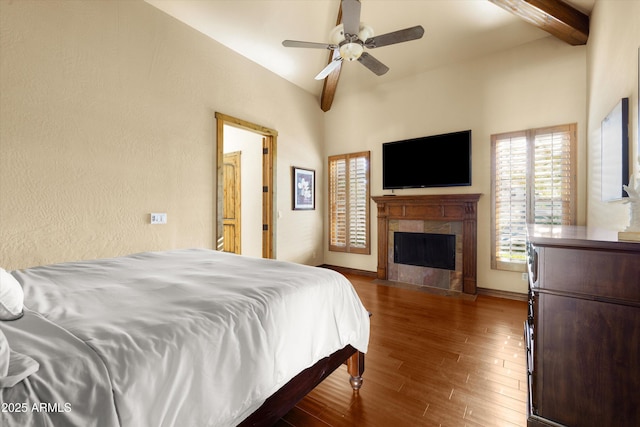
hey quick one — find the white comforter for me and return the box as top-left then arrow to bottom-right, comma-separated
0,249 -> 370,427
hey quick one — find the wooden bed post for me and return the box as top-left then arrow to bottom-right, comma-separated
347,350 -> 365,391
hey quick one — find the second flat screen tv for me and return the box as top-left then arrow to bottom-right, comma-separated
382,130 -> 472,189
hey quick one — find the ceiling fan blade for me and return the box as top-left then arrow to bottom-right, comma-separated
341,0 -> 361,36
315,56 -> 343,80
282,40 -> 338,50
364,25 -> 425,48
357,52 -> 389,76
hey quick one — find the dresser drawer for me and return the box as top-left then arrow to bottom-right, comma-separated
537,246 -> 640,302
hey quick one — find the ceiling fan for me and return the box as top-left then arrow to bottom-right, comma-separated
282,0 -> 425,81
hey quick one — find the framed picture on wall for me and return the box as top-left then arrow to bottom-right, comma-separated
292,166 -> 315,210
601,97 -> 630,201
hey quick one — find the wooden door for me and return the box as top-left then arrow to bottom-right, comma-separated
223,151 -> 241,253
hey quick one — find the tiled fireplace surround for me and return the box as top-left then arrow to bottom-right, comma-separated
389,219 -> 464,291
372,194 -> 481,295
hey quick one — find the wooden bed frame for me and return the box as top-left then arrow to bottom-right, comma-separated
238,345 -> 365,426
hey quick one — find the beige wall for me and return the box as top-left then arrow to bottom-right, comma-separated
323,36 -> 588,294
0,0 -> 325,269
2,0 -> 637,295
586,0 -> 640,228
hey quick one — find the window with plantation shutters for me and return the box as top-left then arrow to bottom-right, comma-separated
491,124 -> 576,271
329,151 -> 370,254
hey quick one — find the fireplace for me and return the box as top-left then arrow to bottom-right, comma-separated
394,232 -> 456,271
388,220 -> 462,290
372,194 -> 481,294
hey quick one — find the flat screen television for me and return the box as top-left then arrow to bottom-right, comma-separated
382,130 -> 472,189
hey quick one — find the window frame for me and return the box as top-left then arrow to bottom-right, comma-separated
328,151 -> 371,254
491,124 -> 577,272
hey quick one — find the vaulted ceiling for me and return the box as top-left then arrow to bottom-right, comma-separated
146,0 -> 594,111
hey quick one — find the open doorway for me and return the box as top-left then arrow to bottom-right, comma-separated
223,128 -> 263,257
215,112 -> 277,259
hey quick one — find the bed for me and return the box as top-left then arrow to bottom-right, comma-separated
0,248 -> 370,427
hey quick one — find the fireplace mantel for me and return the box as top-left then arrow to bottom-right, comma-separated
372,194 -> 481,294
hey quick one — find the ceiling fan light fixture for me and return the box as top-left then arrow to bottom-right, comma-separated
358,23 -> 374,42
330,24 -> 346,44
339,42 -> 364,61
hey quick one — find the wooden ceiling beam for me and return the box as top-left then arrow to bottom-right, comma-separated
320,54 -> 342,112
320,3 -> 343,112
489,0 -> 589,45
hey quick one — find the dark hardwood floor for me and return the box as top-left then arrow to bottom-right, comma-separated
278,274 -> 528,427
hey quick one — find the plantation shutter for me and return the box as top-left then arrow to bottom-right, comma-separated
348,156 -> 369,250
492,124 -> 576,271
329,151 -> 370,254
493,132 -> 528,269
329,157 -> 347,249
532,126 -> 576,226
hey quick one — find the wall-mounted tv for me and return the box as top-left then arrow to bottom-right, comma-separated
382,130 -> 472,189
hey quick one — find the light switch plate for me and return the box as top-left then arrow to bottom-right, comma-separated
150,213 -> 167,224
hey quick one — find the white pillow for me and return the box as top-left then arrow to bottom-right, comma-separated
0,328 -> 39,388
0,268 -> 24,320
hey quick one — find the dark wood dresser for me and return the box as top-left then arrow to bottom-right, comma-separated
525,225 -> 640,427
